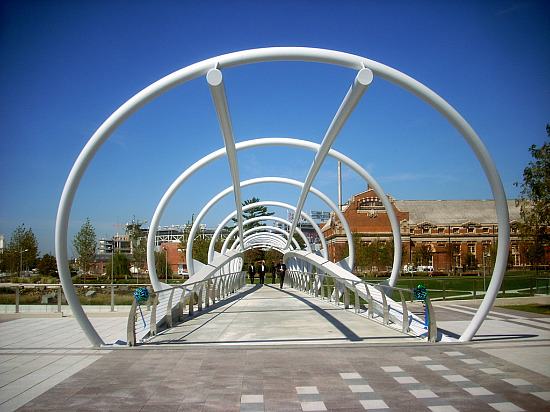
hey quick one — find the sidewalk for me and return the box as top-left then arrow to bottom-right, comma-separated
1,285 -> 549,411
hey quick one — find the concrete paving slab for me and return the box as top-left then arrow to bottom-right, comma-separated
1,285 -> 549,411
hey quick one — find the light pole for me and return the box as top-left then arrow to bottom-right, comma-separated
19,249 -> 28,277
483,251 -> 491,292
163,246 -> 168,283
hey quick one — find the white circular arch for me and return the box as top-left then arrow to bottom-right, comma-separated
220,217 -> 309,257
208,200 -> 329,263
56,47 -> 509,345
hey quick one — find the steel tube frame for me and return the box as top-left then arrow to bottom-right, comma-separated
208,200 -> 329,263
56,47 -> 508,345
286,68 -> 373,248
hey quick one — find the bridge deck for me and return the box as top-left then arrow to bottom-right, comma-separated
147,284 -> 423,346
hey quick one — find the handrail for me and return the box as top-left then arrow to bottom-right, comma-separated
126,270 -> 245,346
287,270 -> 438,342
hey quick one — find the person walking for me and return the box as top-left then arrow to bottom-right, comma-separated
248,263 -> 256,284
258,261 -> 266,284
271,263 -> 276,284
276,259 -> 287,289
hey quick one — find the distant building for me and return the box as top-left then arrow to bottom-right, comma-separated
322,189 -> 524,272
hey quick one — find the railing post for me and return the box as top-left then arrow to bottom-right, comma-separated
425,296 -> 438,342
344,283 -> 350,309
150,293 -> 158,336
399,290 -> 409,333
353,284 -> 360,313
110,285 -> 115,312
15,286 -> 20,313
326,277 -> 331,302
502,278 -> 506,297
442,280 -> 446,301
198,283 -> 204,311
188,287 -> 195,317
177,289 -> 186,322
379,285 -> 389,325
166,289 -> 175,328
472,279 -> 476,299
127,298 -> 138,347
366,286 -> 373,318
146,286 -> 152,310
57,286 -> 62,313
334,280 -> 340,306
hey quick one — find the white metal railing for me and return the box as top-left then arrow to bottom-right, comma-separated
127,271 -> 246,346
286,270 -> 438,342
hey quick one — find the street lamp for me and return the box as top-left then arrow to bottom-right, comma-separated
482,251 -> 491,292
163,246 -> 168,283
19,249 -> 28,277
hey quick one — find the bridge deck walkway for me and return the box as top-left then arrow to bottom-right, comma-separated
147,283 -> 422,347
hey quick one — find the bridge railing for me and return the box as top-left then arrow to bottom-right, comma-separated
286,270 -> 438,342
127,270 -> 246,346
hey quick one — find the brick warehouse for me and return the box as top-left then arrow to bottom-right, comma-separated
321,188 -> 524,273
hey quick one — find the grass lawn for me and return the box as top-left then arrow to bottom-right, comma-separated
497,304 -> 550,316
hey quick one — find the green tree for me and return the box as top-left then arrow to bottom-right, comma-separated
155,250 -> 172,281
73,218 -> 97,273
413,243 -> 432,267
37,253 -> 58,277
128,218 -> 147,281
105,250 -> 131,279
3,224 -> 39,274
231,197 -> 274,230
515,124 -> 550,271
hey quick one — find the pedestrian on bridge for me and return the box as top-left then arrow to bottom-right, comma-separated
271,263 -> 276,284
277,259 -> 287,289
258,261 -> 266,284
248,263 -> 256,284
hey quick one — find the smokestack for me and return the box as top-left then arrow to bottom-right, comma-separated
338,161 -> 342,211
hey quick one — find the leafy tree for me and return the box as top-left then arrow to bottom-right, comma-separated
128,218 -> 147,281
3,224 -> 39,274
179,223 -> 222,266
37,253 -> 58,277
462,251 -> 478,270
231,197 -> 274,230
155,250 -> 172,280
515,124 -> 550,271
413,243 -> 432,266
105,250 -> 131,279
73,218 -> 97,273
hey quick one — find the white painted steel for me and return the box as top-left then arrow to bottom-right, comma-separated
56,47 -> 508,345
222,219 -> 307,256
207,69 -> 245,251
184,176 -> 350,277
286,68 -> 373,249
208,200 -> 329,263
149,137 -> 398,289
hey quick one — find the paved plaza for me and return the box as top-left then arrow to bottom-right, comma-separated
1,284 -> 550,411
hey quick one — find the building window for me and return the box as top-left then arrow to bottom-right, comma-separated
422,227 -> 430,234
453,227 -> 459,234
468,227 -> 474,233
483,227 -> 489,233
468,244 -> 475,254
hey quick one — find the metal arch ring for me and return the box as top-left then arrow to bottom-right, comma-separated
56,47 -> 509,345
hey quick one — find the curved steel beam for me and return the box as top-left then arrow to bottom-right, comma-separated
184,176 -> 351,277
56,47 -> 507,345
208,200 -> 328,263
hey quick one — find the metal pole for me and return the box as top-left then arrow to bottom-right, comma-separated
15,286 -> 20,313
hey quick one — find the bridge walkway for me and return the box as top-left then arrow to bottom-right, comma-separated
146,283 -> 423,346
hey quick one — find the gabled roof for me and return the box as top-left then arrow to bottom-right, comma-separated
394,199 -> 520,225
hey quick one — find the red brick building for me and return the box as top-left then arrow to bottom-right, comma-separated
321,189 -> 523,273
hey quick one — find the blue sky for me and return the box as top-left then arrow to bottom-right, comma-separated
1,0 -> 549,256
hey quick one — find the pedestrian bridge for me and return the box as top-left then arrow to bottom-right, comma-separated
145,284 -> 424,346
56,47 -> 510,347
